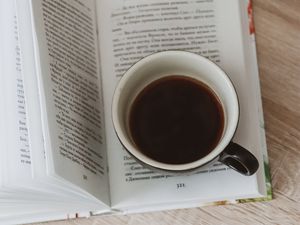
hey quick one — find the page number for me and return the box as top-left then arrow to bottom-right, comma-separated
177,183 -> 185,189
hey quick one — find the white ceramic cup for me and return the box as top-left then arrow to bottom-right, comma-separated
112,51 -> 258,175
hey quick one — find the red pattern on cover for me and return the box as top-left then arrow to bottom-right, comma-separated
248,0 -> 255,34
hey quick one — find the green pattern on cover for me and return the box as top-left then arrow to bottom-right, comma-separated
237,159 -> 272,203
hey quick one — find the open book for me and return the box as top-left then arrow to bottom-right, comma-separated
0,0 -> 272,224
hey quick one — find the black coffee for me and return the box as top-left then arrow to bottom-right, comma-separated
129,76 -> 224,164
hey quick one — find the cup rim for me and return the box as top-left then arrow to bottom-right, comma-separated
112,50 -> 239,171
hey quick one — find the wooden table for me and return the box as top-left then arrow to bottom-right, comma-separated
37,0 -> 300,224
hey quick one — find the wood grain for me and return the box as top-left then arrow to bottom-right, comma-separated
34,0 -> 300,224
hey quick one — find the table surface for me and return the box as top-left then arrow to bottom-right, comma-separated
36,0 -> 300,224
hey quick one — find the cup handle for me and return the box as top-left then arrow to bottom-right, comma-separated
218,142 -> 259,176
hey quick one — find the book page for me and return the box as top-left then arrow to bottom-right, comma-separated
97,0 -> 264,208
29,0 -> 109,203
15,0 -> 48,180
0,0 -> 5,187
0,0 -> 94,203
0,0 -> 32,186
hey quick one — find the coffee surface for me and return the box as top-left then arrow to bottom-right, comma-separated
129,76 -> 224,164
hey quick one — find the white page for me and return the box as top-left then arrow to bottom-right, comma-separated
0,0 -> 32,186
0,208 -> 111,225
15,0 -> 47,180
97,0 -> 265,209
29,0 -> 110,203
1,0 -> 89,198
1,2 -> 110,221
0,0 -> 5,188
0,194 -> 108,218
15,0 -> 112,205
0,0 -> 102,214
